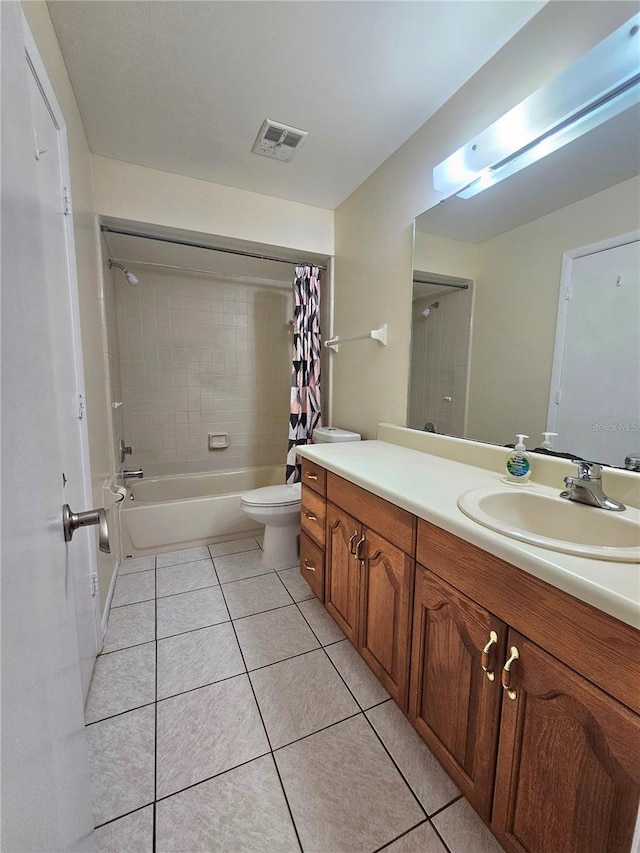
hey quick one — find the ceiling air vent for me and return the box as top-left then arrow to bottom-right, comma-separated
251,119 -> 308,162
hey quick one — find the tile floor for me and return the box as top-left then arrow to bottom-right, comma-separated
86,536 -> 505,852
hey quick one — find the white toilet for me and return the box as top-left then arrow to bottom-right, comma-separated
240,426 -> 361,569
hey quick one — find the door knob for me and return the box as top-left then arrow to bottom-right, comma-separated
62,504 -> 110,553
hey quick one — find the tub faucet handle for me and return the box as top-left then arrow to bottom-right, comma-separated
119,439 -> 132,464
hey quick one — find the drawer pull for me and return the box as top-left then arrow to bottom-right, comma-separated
348,532 -> 359,555
501,646 -> 520,700
481,631 -> 498,681
305,473 -> 319,481
355,535 -> 366,562
304,511 -> 317,522
303,559 -> 316,572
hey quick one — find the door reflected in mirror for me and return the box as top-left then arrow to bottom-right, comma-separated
409,102 -> 640,469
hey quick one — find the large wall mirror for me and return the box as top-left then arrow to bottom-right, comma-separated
409,100 -> 640,469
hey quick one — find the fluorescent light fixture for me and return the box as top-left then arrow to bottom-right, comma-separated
434,15 -> 640,200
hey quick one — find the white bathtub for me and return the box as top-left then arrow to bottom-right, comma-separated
119,465 -> 285,557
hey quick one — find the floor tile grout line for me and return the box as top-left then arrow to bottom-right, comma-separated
429,818 -> 455,853
157,617 -> 231,643
156,580 -> 220,600
429,793 -> 463,820
208,543 -> 261,561
269,710 -> 364,754
361,710 -> 429,822
93,801 -> 155,832
372,817 -> 430,853
292,599 -> 345,649
319,636 -> 389,715
152,750 -> 272,806
85,700 -> 157,727
153,554 -> 158,853
269,753 -> 305,853
223,588 -> 305,853
239,642 -> 322,676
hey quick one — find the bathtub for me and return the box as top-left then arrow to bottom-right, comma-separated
119,465 -> 285,557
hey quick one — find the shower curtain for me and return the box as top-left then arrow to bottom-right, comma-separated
286,265 -> 322,483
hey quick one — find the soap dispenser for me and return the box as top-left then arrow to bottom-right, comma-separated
541,432 -> 558,451
503,435 -> 531,484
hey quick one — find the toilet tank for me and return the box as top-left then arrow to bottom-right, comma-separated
312,427 -> 361,444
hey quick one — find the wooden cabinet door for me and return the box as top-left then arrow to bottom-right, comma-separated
493,629 -> 640,853
359,529 -> 414,709
325,503 -> 360,644
409,566 -> 506,819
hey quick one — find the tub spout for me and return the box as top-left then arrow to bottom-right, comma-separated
118,469 -> 144,480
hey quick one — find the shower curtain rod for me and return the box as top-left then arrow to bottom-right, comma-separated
101,226 -> 328,271
412,278 -> 469,290
111,257 -> 291,288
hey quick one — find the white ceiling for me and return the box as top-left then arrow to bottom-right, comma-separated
48,1 -> 544,210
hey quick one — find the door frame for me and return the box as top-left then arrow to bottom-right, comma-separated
24,19 -> 102,653
546,229 -> 640,435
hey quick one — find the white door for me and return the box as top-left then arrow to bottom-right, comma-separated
550,239 -> 640,467
26,18 -> 101,698
1,7 -> 97,850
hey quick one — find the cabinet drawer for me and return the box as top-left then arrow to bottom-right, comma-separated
301,487 -> 326,547
300,532 -> 324,602
301,458 -> 326,496
327,473 -> 415,554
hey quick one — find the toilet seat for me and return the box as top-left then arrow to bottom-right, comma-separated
241,482 -> 301,507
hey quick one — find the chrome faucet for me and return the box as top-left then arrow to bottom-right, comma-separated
118,469 -> 144,480
560,460 -> 625,511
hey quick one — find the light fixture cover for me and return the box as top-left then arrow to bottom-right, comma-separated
252,119 -> 308,162
433,14 -> 640,199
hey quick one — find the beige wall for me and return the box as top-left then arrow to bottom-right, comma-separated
93,156 -> 334,257
116,266 -> 292,477
333,1 -> 636,439
468,175 -> 640,446
22,2 -> 118,613
414,232 -> 479,282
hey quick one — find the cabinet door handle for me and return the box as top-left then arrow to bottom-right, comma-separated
501,646 -> 520,700
303,559 -> 316,572
305,473 -> 319,481
304,511 -> 317,522
481,630 -> 498,681
355,535 -> 366,562
348,532 -> 359,555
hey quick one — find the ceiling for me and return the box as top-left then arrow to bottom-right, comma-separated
48,1 -> 544,210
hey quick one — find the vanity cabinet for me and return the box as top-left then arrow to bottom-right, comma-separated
325,474 -> 416,707
298,460 -> 640,852
416,518 -> 640,853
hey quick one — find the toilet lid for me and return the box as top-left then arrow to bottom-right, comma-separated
241,482 -> 302,507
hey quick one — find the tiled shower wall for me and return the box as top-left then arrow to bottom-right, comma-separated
407,287 -> 473,437
115,265 -> 293,477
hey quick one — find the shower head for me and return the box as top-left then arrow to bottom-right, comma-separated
421,301 -> 439,318
109,259 -> 140,286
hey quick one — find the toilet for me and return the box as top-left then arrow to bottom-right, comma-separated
240,426 -> 361,569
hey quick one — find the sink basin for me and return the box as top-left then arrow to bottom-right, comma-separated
457,486 -> 640,562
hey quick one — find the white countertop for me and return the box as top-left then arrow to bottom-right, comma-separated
298,439 -> 640,630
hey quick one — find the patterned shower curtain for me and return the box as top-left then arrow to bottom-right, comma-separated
286,265 -> 322,483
